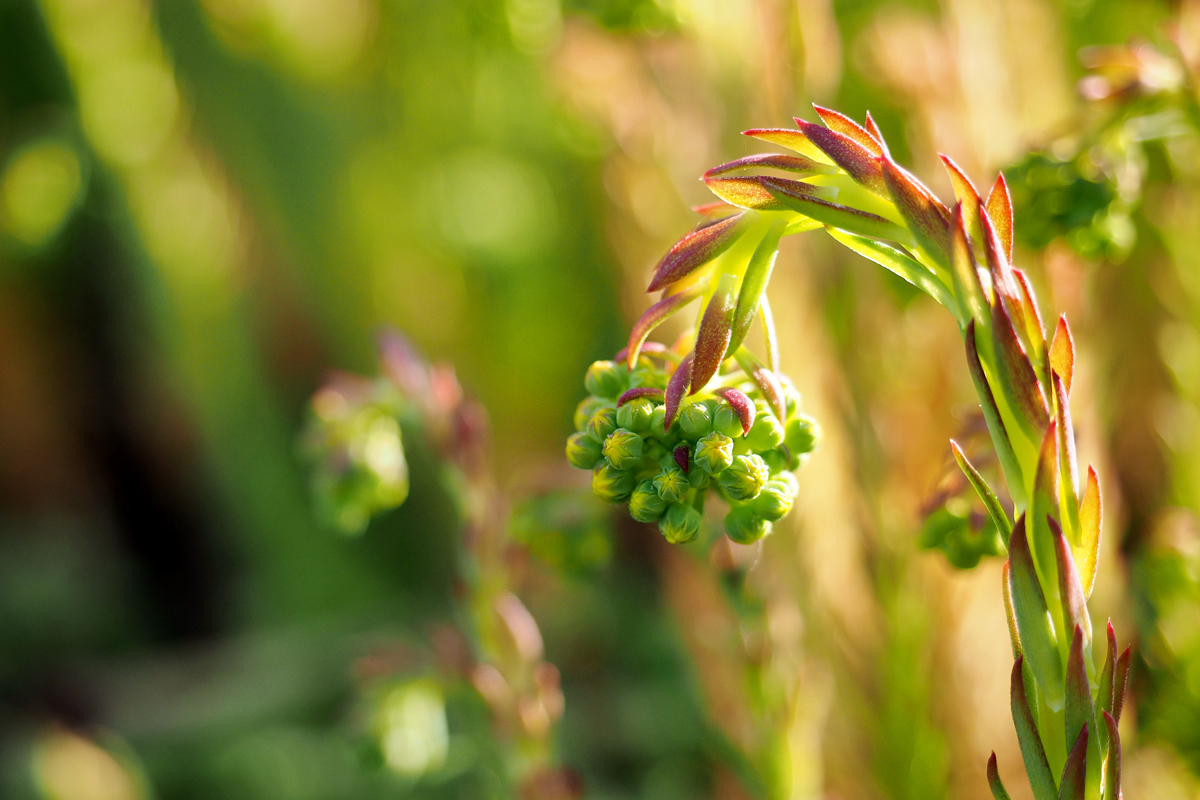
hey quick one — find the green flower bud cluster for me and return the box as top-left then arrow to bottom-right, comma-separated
566,357 -> 820,545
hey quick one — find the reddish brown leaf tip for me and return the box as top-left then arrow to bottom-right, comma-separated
715,387 -> 756,435
673,444 -> 690,473
618,387 -> 665,406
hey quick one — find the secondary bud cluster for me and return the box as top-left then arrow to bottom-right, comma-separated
567,356 -> 818,544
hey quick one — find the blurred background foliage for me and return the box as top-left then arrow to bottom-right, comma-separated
5,0 -> 1200,798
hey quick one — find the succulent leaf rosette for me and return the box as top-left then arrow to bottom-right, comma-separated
575,106 -> 1129,800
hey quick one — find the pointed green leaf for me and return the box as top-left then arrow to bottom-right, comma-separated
1097,620 -> 1117,758
728,220 -> 785,354
825,227 -> 957,315
951,439 -> 1011,548
1031,422 -> 1065,643
1053,372 -> 1082,545
987,753 -> 1014,800
1009,516 -> 1064,709
1053,518 -> 1092,653
1003,560 -> 1023,658
1058,725 -> 1088,800
1066,626 -> 1102,799
1102,711 -> 1121,800
1011,657 -> 1059,800
1113,647 -> 1130,724
951,202 -> 992,327
1013,269 -> 1048,380
991,295 -> 1050,446
965,321 -> 1025,509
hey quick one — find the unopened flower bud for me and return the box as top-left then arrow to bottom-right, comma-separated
629,364 -> 669,390
751,473 -> 798,521
653,465 -> 689,503
587,407 -> 618,442
585,360 -> 625,399
719,454 -> 770,500
694,432 -> 734,475
785,415 -> 820,456
629,480 -> 668,523
712,403 -> 744,438
744,413 -> 784,452
592,462 -> 634,502
603,428 -> 643,470
660,502 -> 701,544
687,465 -> 712,489
566,432 -> 603,470
648,405 -> 676,441
616,397 -> 655,433
724,504 -> 771,544
574,397 -> 608,432
678,401 -> 712,440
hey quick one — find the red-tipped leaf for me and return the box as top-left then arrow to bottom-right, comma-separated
965,321 -> 1025,507
762,177 -> 911,243
1053,518 -> 1092,652
1058,725 -> 1089,800
733,347 -> 785,422
987,753 -> 1014,800
618,387 -> 665,406
715,387 -> 756,436
986,173 -> 1015,263
1102,711 -> 1121,800
1066,625 -> 1103,798
664,353 -> 693,429
704,175 -> 836,211
1054,372 -> 1082,543
704,152 -> 836,178
1009,515 -> 1064,710
1011,657 -> 1059,800
742,127 -> 833,163
649,213 -> 750,292
691,273 -> 739,394
882,157 -> 952,269
951,203 -> 991,327
991,294 -> 1050,444
626,282 -> 707,368
794,118 -> 887,194
864,112 -> 890,155
1031,421 -> 1064,637
940,154 -> 983,243
813,105 -> 883,155
1113,647 -> 1130,724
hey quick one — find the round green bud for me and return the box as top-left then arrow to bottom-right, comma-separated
585,360 -> 626,399
630,365 -> 668,390
566,432 -> 603,470
724,504 -> 771,544
693,432 -> 734,475
712,403 -> 744,438
659,502 -> 702,544
761,449 -> 790,473
648,406 -> 677,441
629,480 -> 668,523
574,396 -> 608,432
782,380 -> 801,419
744,412 -> 785,452
616,398 -> 655,433
687,465 -> 712,489
587,406 -> 619,442
719,454 -> 770,500
750,474 -> 798,521
784,415 -> 820,456
643,440 -> 667,465
677,401 -> 712,440
592,462 -> 635,503
602,428 -> 644,470
653,465 -> 689,503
